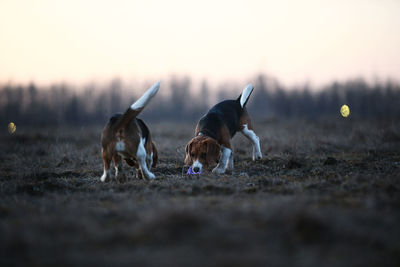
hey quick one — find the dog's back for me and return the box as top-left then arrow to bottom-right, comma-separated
198,99 -> 243,139
102,115 -> 150,145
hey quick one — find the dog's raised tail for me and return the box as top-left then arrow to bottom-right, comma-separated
114,81 -> 161,130
130,81 -> 161,111
237,83 -> 254,108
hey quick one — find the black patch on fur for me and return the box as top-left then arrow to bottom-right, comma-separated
136,118 -> 150,143
108,113 -> 123,128
198,100 -> 243,140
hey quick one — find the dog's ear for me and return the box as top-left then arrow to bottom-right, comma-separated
205,138 -> 220,165
184,140 -> 193,166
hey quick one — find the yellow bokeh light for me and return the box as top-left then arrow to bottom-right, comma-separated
8,122 -> 16,134
340,105 -> 350,117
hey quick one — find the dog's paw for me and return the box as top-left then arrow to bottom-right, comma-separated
135,170 -> 143,179
146,172 -> 156,180
138,169 -> 156,180
100,173 -> 110,182
253,153 -> 263,161
212,167 -> 225,174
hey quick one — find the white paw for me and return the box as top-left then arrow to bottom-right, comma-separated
100,173 -> 109,182
253,155 -> 262,161
212,167 -> 226,174
146,172 -> 156,180
253,152 -> 262,161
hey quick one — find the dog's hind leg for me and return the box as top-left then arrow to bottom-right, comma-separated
101,148 -> 112,182
113,154 -> 126,183
137,137 -> 156,180
227,146 -> 234,171
145,141 -> 156,172
241,123 -> 262,161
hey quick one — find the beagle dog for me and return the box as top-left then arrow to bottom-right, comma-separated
185,84 -> 262,174
100,81 -> 160,182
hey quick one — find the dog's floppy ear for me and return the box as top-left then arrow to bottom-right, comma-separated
184,140 -> 193,166
205,138 -> 220,165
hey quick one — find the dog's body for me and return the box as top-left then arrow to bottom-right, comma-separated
185,84 -> 262,174
100,82 -> 160,182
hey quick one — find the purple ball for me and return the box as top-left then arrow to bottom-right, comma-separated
187,165 -> 201,175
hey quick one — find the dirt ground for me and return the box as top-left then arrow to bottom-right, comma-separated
1,118 -> 399,266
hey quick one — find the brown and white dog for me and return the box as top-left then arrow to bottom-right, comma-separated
100,81 -> 160,182
185,84 -> 262,174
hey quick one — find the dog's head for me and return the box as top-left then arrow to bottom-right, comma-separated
185,135 -> 220,173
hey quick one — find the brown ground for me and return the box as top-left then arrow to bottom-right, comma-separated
1,118 -> 399,266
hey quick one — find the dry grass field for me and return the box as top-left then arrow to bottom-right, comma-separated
1,118 -> 400,266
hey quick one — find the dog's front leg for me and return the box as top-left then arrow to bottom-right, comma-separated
212,146 -> 231,174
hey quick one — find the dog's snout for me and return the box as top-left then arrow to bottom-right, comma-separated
193,167 -> 200,173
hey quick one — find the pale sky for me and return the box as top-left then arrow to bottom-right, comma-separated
1,0 -> 399,88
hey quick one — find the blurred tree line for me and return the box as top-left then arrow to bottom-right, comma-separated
1,74 -> 399,126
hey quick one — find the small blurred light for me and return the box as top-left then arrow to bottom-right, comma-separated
340,105 -> 350,117
8,122 -> 16,134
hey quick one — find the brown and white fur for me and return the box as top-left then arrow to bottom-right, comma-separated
185,84 -> 262,174
100,81 -> 160,182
